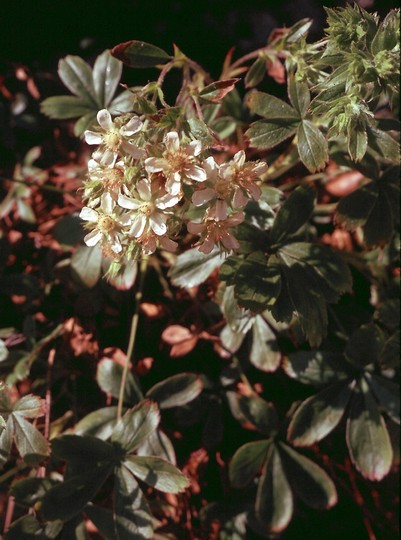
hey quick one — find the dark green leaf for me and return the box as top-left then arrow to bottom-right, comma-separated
287,380 -> 353,446
348,124 -> 368,162
135,429 -> 176,465
245,58 -> 266,89
111,400 -> 160,453
12,415 -> 50,465
73,111 -> 98,137
362,187 -> 395,245
229,440 -> 271,488
111,40 -> 171,68
367,126 -> 400,163
51,434 -> 116,465
124,455 -> 189,493
146,373 -> 202,409
345,324 -> 383,368
97,358 -> 142,404
297,120 -> 328,173
246,119 -> 298,150
40,96 -> 94,119
335,181 -> 378,229
74,407 -> 118,440
246,91 -> 300,121
0,419 -> 12,466
169,247 -> 226,288
287,76 -> 310,117
221,285 -> 254,334
10,477 -> 56,507
250,315 -> 280,372
271,186 -> 315,244
58,56 -> 97,106
41,464 -> 113,521
227,393 -> 279,435
285,18 -> 313,42
84,504 -> 116,540
232,252 -> 281,311
93,50 -> 122,108
346,379 -> 393,480
255,446 -> 293,533
283,350 -> 351,386
4,515 -> 46,539
367,374 -> 400,424
52,215 -> 85,247
279,442 -> 337,508
71,244 -> 102,288
113,466 -> 153,539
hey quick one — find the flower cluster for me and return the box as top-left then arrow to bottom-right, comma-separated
80,109 -> 268,266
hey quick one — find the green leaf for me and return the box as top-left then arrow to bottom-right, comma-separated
58,56 -> 97,107
41,464 -> 113,521
367,126 -> 400,163
336,180 -> 378,229
111,40 -> 171,68
169,247 -> 226,288
84,504 -> 116,540
250,315 -> 280,372
227,393 -> 279,435
40,96 -> 94,119
270,186 -> 315,244
229,440 -> 271,488
279,442 -> 337,508
74,407 -> 118,440
10,477 -> 56,507
146,373 -> 202,409
135,429 -> 176,465
73,111 -> 98,137
366,374 -> 400,424
0,418 -> 12,466
255,446 -> 293,533
346,379 -> 393,480
297,120 -> 329,173
97,358 -> 142,404
12,415 -> 50,465
231,252 -> 281,311
245,58 -> 266,89
361,186 -> 396,245
287,76 -> 310,117
71,244 -> 102,288
348,124 -> 368,162
221,285 -> 254,334
4,515 -> 47,539
246,119 -> 298,150
93,50 -> 122,108
52,215 -> 85,246
283,350 -> 351,386
345,324 -> 383,368
109,89 -> 135,115
199,79 -> 240,103
114,466 -> 153,539
13,395 -> 45,418
246,91 -> 300,121
124,455 -> 189,493
51,434 -> 116,465
287,380 -> 354,446
111,400 -> 160,453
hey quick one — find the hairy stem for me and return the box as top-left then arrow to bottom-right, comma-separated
116,256 -> 149,420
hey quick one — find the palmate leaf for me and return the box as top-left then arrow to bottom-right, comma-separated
135,428 -> 176,465
283,350 -> 351,387
11,415 -> 50,466
111,400 -> 160,453
74,406 -> 118,440
229,440 -> 271,488
41,50 -> 134,136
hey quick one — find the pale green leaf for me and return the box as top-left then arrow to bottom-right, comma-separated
93,50 -> 122,107
146,373 -> 202,409
71,244 -> 102,288
169,247 -> 226,288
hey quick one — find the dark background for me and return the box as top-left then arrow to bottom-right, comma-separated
1,0 -> 398,75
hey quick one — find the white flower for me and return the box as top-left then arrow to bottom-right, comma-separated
187,211 -> 244,254
79,192 -> 128,254
191,157 -> 232,220
118,178 -> 180,239
145,131 -> 206,196
87,158 -> 126,195
85,109 -> 144,167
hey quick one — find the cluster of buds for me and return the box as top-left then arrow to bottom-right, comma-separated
79,109 -> 268,268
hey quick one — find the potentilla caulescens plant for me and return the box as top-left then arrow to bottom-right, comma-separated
1,5 -> 398,540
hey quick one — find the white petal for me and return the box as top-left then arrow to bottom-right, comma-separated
118,193 -> 141,210
165,131 -> 180,153
121,140 -> 145,159
187,140 -> 202,156
101,149 -> 117,168
84,229 -> 103,246
129,215 -> 146,238
109,233 -> 122,253
156,192 -> 181,209
165,173 -> 181,196
203,156 -> 218,178
145,157 -> 165,174
247,183 -> 262,201
101,192 -> 114,214
150,213 -> 167,236
214,199 -> 228,220
253,161 -> 268,176
80,207 -> 99,222
136,179 -> 151,202
185,164 -> 207,182
192,188 -> 215,206
142,235 -> 157,255
232,188 -> 249,208
97,109 -> 113,131
85,131 -> 103,145
233,150 -> 246,166
120,116 -> 142,136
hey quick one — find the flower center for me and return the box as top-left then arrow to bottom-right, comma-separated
139,202 -> 155,216
103,130 -> 121,151
97,215 -> 115,232
104,168 -> 124,189
167,150 -> 189,172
